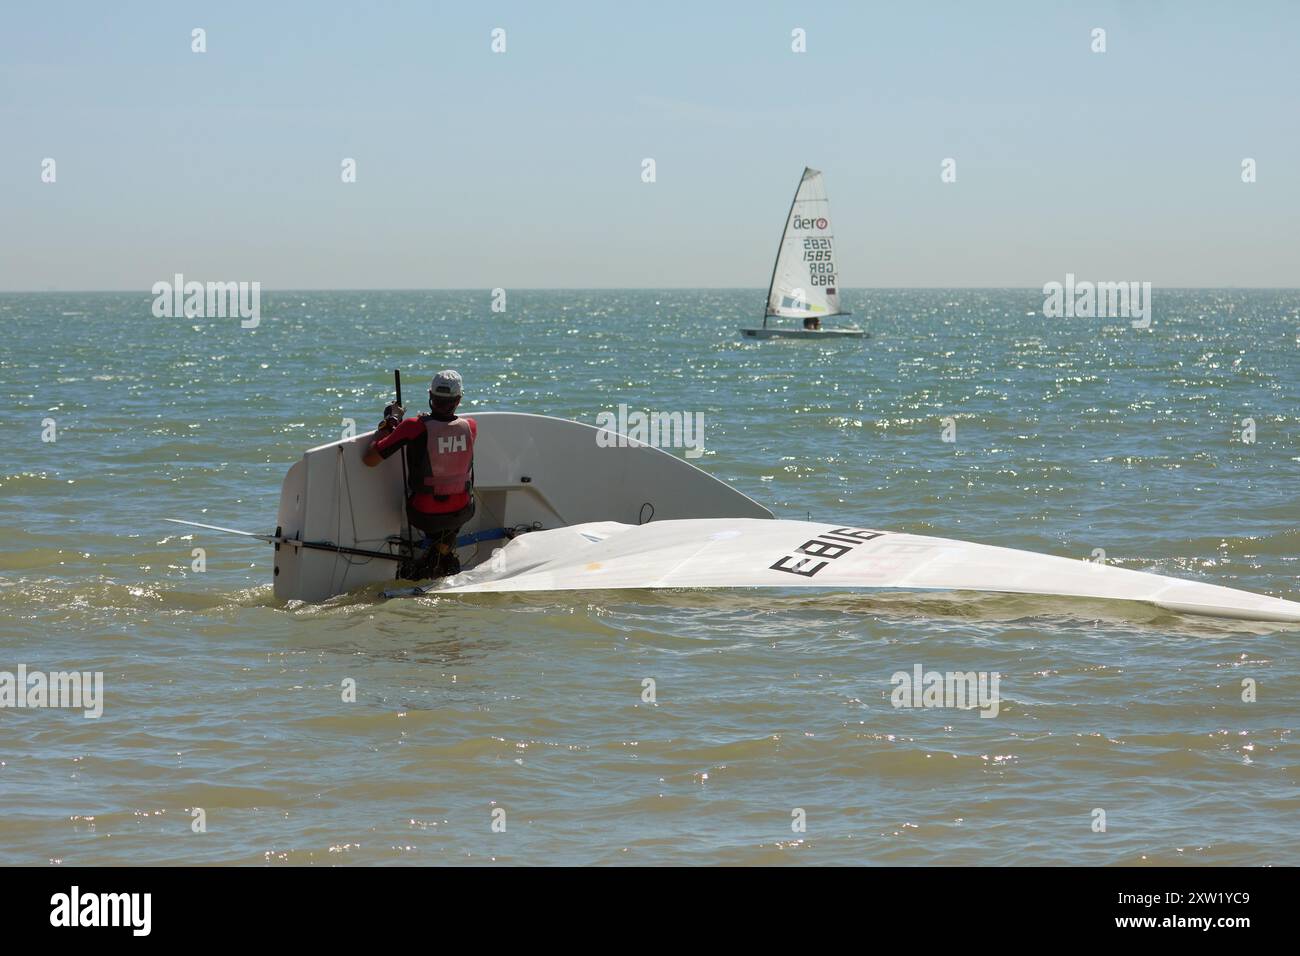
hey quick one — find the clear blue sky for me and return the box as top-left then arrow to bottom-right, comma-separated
2,1 -> 1296,290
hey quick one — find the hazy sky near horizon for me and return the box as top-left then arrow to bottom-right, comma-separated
2,1 -> 1297,291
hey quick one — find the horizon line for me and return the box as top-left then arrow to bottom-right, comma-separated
3,286 -> 1299,294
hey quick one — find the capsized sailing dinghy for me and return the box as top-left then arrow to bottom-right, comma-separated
740,167 -> 866,340
169,412 -> 1300,623
171,412 -> 771,603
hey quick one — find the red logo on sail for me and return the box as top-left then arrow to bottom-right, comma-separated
791,216 -> 830,230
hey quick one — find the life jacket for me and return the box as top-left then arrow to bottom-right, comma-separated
422,416 -> 474,498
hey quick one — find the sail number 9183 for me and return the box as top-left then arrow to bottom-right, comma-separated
770,527 -> 887,577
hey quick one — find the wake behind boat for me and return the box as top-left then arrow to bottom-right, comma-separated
740,167 -> 866,340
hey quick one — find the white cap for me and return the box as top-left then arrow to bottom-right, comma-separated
430,369 -> 463,399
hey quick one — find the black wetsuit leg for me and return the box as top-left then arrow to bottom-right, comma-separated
403,501 -> 476,578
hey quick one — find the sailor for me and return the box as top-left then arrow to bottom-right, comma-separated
802,316 -> 821,330
363,369 -> 476,579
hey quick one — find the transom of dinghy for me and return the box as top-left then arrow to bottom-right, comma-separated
273,412 -> 771,602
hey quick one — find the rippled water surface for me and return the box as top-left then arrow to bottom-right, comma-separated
1,289 -> 1297,865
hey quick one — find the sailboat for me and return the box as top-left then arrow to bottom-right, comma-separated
167,405 -> 1300,622
740,167 -> 866,339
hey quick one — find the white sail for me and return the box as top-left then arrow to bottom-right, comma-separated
431,519 -> 1300,624
766,167 -> 845,320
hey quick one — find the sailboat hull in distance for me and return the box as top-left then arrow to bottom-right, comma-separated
742,167 -> 864,340
740,326 -> 866,339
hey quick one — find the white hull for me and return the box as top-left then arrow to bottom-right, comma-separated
272,412 -> 771,602
740,325 -> 866,339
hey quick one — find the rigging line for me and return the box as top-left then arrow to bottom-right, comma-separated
342,445 -> 360,544
395,370 -> 413,557
472,484 -> 504,532
468,484 -> 511,568
467,486 -> 493,567
333,445 -> 400,570
400,450 -> 413,558
332,447 -> 346,592
333,447 -> 379,579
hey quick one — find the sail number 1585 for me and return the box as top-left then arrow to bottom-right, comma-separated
803,237 -> 833,263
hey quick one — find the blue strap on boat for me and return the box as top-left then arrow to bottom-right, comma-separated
454,527 -> 510,547
412,527 -> 511,550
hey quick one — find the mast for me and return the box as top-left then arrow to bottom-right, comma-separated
394,369 -> 413,550
763,167 -> 810,329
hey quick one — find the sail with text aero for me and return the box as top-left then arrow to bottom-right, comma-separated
767,168 -> 843,320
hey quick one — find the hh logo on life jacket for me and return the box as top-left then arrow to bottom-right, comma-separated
437,435 -> 467,454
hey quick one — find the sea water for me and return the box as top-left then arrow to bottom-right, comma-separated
0,288 -> 1296,865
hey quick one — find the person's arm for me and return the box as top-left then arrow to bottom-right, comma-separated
362,424 -> 393,466
363,405 -> 411,467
